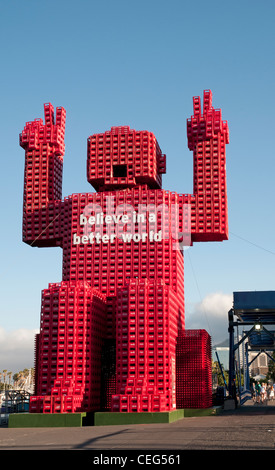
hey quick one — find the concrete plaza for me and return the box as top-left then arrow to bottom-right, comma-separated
0,401 -> 274,452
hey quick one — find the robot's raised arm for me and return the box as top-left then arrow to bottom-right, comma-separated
20,103 -> 66,247
187,90 -> 229,242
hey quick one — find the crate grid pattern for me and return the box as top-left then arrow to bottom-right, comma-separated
87,127 -> 166,192
111,279 -> 181,412
20,90 -> 228,414
187,89 -> 228,241
30,282 -> 106,413
176,330 -> 212,409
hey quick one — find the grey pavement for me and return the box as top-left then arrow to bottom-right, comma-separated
0,401 -> 275,453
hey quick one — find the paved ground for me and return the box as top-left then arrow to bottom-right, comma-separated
0,400 -> 275,456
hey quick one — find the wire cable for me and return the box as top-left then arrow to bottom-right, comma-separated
229,231 -> 275,256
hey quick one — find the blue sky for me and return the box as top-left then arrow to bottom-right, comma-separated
1,0 -> 275,370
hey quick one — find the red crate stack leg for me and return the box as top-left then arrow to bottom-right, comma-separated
30,281 -> 107,413
112,279 -> 182,412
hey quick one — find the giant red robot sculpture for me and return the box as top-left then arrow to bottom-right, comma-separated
20,90 -> 229,414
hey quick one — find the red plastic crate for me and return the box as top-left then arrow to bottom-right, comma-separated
176,329 -> 212,409
20,90 -> 228,414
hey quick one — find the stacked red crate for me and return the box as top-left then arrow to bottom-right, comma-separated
187,90 -> 229,242
100,338 -> 116,411
87,127 -> 166,191
176,329 -> 212,409
20,103 -> 65,248
30,281 -> 107,413
21,91 -> 228,416
111,278 -> 182,412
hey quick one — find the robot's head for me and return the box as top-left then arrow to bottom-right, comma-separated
87,126 -> 166,191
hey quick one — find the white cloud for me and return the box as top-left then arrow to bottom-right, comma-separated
0,327 -> 38,374
185,292 -> 233,345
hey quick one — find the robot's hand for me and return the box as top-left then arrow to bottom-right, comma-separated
20,103 -> 66,155
187,90 -> 229,150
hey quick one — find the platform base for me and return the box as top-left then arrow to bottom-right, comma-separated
8,407 -> 222,428
8,412 -> 89,428
94,409 -> 184,425
94,407 -> 222,425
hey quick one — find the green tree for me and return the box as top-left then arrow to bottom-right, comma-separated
212,360 -> 229,387
2,370 -> 7,391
